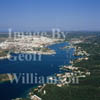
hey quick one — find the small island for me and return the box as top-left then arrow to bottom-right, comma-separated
0,74 -> 14,83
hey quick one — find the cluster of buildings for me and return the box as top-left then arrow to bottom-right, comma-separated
70,38 -> 83,44
55,65 -> 91,87
0,36 -> 63,54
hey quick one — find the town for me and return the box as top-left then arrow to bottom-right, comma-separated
0,35 -> 64,60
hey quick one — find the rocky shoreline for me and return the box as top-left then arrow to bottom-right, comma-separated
13,41 -> 91,100
0,54 -> 11,60
0,73 -> 14,83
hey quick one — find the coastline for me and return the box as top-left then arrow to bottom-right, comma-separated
26,41 -> 91,99
12,41 -> 78,100
0,73 -> 14,83
0,41 -> 68,100
0,54 -> 11,60
14,49 -> 56,55
1,41 -> 91,100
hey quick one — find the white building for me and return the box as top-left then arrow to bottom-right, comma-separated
31,95 -> 42,100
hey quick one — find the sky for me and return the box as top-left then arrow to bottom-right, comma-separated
0,0 -> 100,31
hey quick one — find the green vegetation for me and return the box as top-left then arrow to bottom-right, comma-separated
12,32 -> 100,100
74,35 -> 100,75
0,50 -> 8,57
33,84 -> 100,100
37,33 -> 100,100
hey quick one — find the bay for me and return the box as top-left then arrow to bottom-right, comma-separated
0,42 -> 75,100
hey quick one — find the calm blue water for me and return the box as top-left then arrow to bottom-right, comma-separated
0,42 -> 75,100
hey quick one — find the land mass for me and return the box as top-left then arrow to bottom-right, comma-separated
0,35 -> 64,59
13,32 -> 100,100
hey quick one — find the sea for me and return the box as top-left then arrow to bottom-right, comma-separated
0,42 -> 75,100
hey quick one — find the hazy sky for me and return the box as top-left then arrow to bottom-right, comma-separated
0,0 -> 100,31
